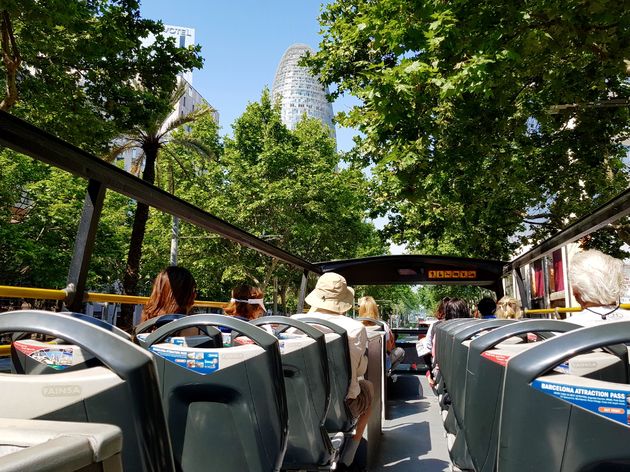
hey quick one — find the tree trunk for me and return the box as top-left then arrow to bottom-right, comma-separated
0,10 -> 21,111
279,285 -> 287,316
119,141 -> 159,330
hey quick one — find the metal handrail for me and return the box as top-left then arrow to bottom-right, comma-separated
0,285 -> 226,309
525,304 -> 630,315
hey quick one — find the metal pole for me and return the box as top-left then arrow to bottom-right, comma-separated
297,270 -> 309,314
170,216 -> 179,266
66,179 -> 106,311
514,267 -> 529,310
273,276 -> 278,315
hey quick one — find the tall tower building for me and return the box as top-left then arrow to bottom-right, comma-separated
272,44 -> 335,138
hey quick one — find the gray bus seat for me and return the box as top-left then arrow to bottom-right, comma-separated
134,314 -> 223,348
436,320 -> 479,406
251,316 -> 335,471
457,320 -> 579,472
433,320 -> 473,408
11,311 -> 132,375
65,312 -> 132,340
142,314 -> 288,472
434,319 -> 476,395
10,311 -> 131,345
0,418 -> 122,472
448,320 -> 515,425
499,321 -> 630,472
291,316 -> 356,434
444,320 -> 515,470
0,310 -> 175,472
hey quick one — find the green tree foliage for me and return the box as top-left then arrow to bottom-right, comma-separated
0,0 -> 203,306
158,90 -> 381,310
105,84 -> 215,329
355,284 -> 423,322
1,0 -> 202,153
307,0 -> 630,260
0,150 -> 129,292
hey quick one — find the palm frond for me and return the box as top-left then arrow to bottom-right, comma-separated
158,104 -> 216,140
103,141 -> 138,163
162,147 -> 217,194
171,138 -> 217,160
130,152 -> 146,177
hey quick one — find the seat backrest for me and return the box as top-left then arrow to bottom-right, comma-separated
440,320 -> 479,386
434,319 -> 474,370
0,418 -> 123,472
142,314 -> 288,472
293,316 -> 355,433
0,310 -> 174,472
498,321 -> 630,472
252,316 -> 333,469
134,314 -> 224,348
449,319 -> 515,424
464,320 -> 580,472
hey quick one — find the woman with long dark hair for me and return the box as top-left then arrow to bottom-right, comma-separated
141,266 -> 196,322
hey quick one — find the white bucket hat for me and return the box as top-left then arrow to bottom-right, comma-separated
305,272 -> 354,313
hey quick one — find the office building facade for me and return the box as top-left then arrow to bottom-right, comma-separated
119,24 -> 217,172
272,44 -> 335,137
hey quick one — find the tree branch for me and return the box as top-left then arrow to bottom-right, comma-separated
0,10 -> 21,111
524,219 -> 549,226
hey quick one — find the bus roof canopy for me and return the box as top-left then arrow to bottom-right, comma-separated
315,255 -> 505,293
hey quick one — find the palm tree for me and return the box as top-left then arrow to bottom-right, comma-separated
106,81 -> 215,330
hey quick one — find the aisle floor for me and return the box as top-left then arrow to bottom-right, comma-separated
373,374 -> 451,472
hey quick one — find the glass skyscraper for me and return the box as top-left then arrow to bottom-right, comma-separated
272,44 -> 335,138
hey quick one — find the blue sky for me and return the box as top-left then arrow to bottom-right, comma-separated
140,1 -> 403,252
140,0 -> 358,152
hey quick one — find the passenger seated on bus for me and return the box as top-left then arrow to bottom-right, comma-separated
358,295 -> 405,373
223,285 -> 267,344
223,285 -> 266,321
420,297 -> 449,384
568,249 -> 630,326
138,266 -> 197,336
430,298 -> 470,388
495,296 -> 522,319
477,297 -> 496,319
294,272 -> 373,469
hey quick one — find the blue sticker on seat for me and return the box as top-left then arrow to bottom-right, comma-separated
532,379 -> 630,427
150,345 -> 219,375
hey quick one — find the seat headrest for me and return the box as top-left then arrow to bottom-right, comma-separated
279,337 -> 316,355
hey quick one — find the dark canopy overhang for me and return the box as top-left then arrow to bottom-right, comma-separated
315,255 -> 506,294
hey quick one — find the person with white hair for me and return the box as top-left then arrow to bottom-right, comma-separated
293,272 -> 372,470
568,249 -> 630,326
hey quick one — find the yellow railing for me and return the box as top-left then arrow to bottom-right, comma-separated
0,285 -> 227,309
525,304 -> 630,315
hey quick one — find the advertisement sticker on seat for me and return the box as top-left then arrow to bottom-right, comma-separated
150,345 -> 219,374
532,379 -> 630,427
481,351 -> 511,366
14,341 -> 75,370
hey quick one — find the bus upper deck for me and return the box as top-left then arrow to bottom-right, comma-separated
2,110 -> 630,471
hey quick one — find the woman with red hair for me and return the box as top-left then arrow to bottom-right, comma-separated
223,285 -> 266,321
141,266 -> 197,323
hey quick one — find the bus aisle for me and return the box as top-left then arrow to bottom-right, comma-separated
375,374 -> 450,471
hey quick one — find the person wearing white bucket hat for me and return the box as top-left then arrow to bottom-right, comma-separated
294,272 -> 373,470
